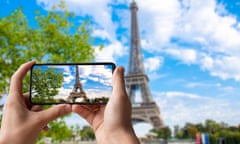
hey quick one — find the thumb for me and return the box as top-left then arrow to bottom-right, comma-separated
106,66 -> 132,125
37,104 -> 72,125
112,67 -> 127,98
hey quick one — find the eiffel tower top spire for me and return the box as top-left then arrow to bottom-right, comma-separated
75,65 -> 80,85
128,0 -> 145,75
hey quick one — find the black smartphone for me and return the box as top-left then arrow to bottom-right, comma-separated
29,63 -> 116,104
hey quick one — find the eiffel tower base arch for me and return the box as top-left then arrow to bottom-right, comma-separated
131,102 -> 164,128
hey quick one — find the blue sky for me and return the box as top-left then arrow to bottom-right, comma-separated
1,0 -> 240,137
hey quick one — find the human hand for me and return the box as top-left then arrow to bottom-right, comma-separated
72,67 -> 139,144
0,61 -> 72,144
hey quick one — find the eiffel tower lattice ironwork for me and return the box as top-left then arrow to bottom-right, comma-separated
68,65 -> 87,102
125,0 -> 164,128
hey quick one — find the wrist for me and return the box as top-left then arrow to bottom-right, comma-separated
0,130 -> 36,144
97,127 -> 139,144
116,127 -> 139,144
0,136 -> 7,144
0,132 -> 13,144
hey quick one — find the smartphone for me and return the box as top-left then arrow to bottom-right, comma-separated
30,63 -> 116,104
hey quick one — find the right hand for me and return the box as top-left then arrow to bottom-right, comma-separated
72,67 -> 139,144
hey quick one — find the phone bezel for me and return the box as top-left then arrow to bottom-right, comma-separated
29,62 -> 116,105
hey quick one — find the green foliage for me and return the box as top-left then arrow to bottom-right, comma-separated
151,127 -> 171,139
37,118 -> 73,143
31,67 -> 63,103
209,134 -> 218,144
0,4 -> 96,95
205,119 -> 220,133
181,122 -> 199,139
174,119 -> 240,144
79,126 -> 95,140
173,125 -> 180,138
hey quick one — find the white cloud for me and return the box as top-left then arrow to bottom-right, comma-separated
37,0 -> 113,33
165,48 -> 198,64
144,56 -> 163,72
64,74 -> 74,84
37,0 -> 240,81
95,40 -> 127,62
92,29 -> 111,41
78,65 -> 113,86
148,72 -> 167,81
153,91 -> 240,128
86,89 -> 112,99
184,81 -> 234,94
55,87 -> 72,100
137,0 -> 181,51
135,0 -> 240,81
185,82 -> 211,89
200,54 -> 214,70
200,55 -> 240,80
162,91 -> 208,99
173,0 -> 240,80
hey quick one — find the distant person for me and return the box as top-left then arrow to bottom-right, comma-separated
0,61 -> 139,144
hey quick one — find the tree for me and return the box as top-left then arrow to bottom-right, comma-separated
187,126 -> 198,138
80,126 -> 95,140
0,2 -> 98,96
195,123 -> 205,132
177,122 -> 199,139
172,119 -> 240,144
173,125 -> 180,138
151,127 -> 171,140
31,67 -> 64,103
37,118 -> 73,143
205,119 -> 220,134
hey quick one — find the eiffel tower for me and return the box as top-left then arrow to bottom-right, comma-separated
125,0 -> 164,128
68,65 -> 87,102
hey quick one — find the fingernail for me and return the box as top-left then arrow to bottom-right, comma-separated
117,67 -> 124,75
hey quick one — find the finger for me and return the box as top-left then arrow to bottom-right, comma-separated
91,105 -> 105,131
23,93 -> 43,111
9,61 -> 35,98
23,92 -> 31,108
37,104 -> 71,125
82,105 -> 100,112
107,67 -> 132,121
30,105 -> 43,112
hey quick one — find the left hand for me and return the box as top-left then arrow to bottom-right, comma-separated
0,61 -> 72,144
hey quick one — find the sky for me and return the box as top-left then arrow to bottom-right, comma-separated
1,0 -> 240,137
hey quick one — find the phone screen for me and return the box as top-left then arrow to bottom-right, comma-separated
30,63 -> 116,104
